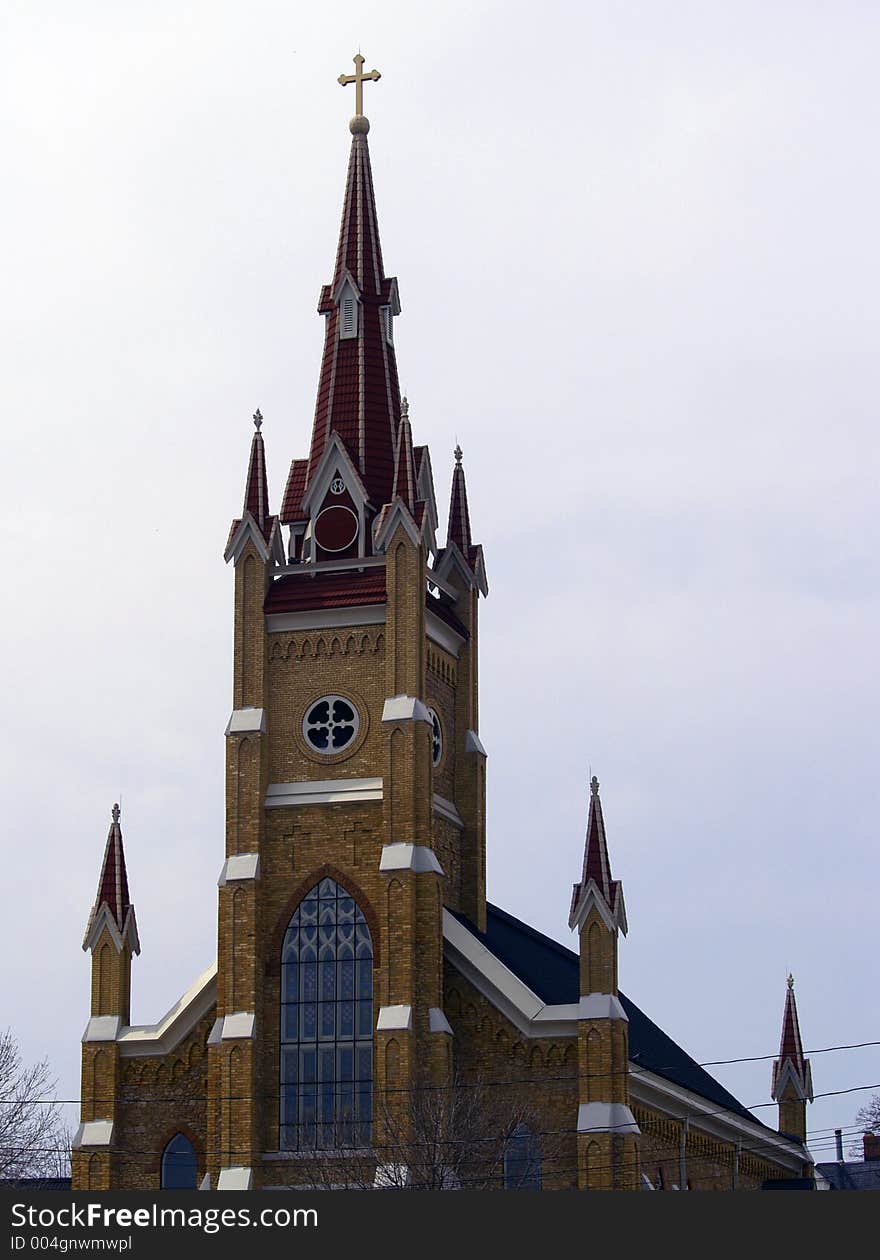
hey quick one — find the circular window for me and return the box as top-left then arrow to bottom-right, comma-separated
314,505 -> 358,552
427,707 -> 443,768
303,696 -> 360,754
330,476 -> 345,495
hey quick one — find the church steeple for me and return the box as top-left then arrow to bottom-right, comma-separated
771,975 -> 813,1142
301,66 -> 402,515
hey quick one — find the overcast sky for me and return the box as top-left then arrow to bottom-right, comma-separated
2,1 -> 877,1165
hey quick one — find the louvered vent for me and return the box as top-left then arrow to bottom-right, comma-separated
340,297 -> 358,339
383,306 -> 393,344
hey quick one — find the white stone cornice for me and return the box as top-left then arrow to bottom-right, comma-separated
266,604 -> 385,633
426,609 -> 464,657
265,777 -> 383,808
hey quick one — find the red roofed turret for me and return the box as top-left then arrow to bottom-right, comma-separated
83,803 -> 140,956
569,776 -> 627,935
771,975 -> 813,1143
243,408 -> 270,537
447,444 -> 472,554
392,397 -> 417,513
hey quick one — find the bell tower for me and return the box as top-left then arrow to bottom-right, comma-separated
210,56 -> 487,1188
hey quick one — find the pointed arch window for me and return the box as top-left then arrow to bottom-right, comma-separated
280,877 -> 373,1150
160,1133 -> 197,1190
503,1124 -> 541,1189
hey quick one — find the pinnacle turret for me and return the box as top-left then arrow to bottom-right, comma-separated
82,803 -> 139,955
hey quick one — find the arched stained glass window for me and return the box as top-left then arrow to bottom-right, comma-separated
503,1124 -> 541,1189
160,1133 -> 197,1189
280,877 -> 373,1150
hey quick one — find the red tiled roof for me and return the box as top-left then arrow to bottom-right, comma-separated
281,459 -> 309,524
93,805 -> 131,933
392,404 -> 417,512
265,568 -> 387,614
307,132 -> 401,510
243,425 -> 270,536
447,453 -> 472,553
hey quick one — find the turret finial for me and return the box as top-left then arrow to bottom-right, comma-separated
111,802 -> 120,824
253,408 -> 263,432
787,973 -> 795,990
590,774 -> 600,797
454,443 -> 463,466
401,395 -> 409,420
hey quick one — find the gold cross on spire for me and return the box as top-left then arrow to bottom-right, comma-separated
338,53 -> 381,119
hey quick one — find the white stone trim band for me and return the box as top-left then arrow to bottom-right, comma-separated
265,777 -> 382,808
266,605 -> 385,634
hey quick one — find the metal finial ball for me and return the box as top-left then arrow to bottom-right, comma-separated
590,775 -> 600,796
349,115 -> 370,135
111,803 -> 121,823
454,444 -> 463,465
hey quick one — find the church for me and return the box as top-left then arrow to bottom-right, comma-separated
71,57 -> 816,1192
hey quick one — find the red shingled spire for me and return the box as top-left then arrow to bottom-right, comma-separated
771,975 -> 813,1101
569,776 -> 627,932
446,444 -> 472,553
83,803 -> 139,952
392,397 -> 417,512
243,408 -> 270,535
306,121 -> 402,509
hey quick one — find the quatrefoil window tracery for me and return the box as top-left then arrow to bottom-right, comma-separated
303,696 -> 360,754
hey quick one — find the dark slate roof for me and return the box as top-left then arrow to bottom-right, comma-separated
816,1161 -> 880,1190
457,903 -> 773,1130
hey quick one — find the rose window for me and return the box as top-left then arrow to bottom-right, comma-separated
303,696 -> 359,754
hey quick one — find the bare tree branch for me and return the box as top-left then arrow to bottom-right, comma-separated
0,1029 -> 71,1184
